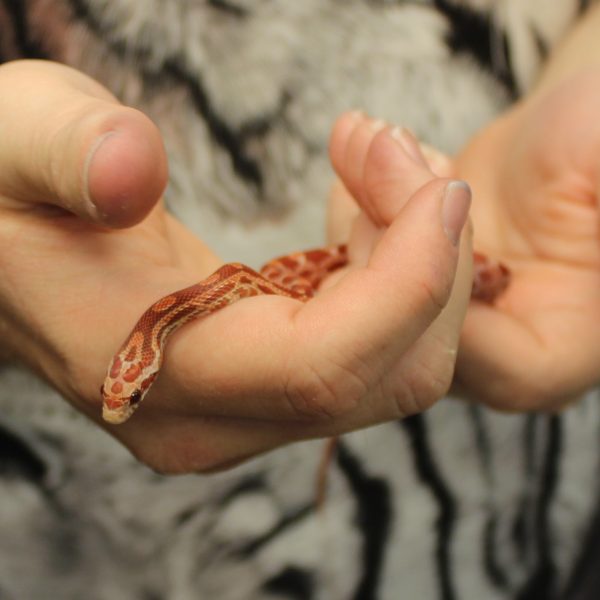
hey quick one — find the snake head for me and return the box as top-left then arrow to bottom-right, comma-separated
101,351 -> 158,424
101,380 -> 146,424
101,319 -> 165,423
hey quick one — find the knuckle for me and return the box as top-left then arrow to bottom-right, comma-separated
425,364 -> 454,401
283,355 -> 368,421
412,272 -> 451,316
403,359 -> 454,414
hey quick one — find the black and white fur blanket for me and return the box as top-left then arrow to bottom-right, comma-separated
0,1 -> 598,599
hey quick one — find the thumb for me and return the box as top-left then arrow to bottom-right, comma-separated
0,60 -> 167,227
303,177 -> 473,371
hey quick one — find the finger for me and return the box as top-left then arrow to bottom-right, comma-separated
331,113 -> 434,227
301,178 -> 472,382
392,218 -> 474,412
326,178 -> 359,243
328,110 -> 365,175
0,60 -> 167,227
330,113 -> 387,224
361,126 -> 434,225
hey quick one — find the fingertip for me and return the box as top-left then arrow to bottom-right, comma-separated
419,142 -> 454,177
368,178 -> 462,293
86,109 -> 168,228
329,110 -> 366,175
360,128 -> 438,226
441,180 -> 472,247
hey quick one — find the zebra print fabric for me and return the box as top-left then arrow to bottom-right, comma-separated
0,1 -> 598,598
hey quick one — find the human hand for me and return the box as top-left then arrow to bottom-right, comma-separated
0,61 -> 473,473
453,71 -> 600,411
114,112 -> 474,473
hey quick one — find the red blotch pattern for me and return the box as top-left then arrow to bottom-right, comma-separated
123,364 -> 142,383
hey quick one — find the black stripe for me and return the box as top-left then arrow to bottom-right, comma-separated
0,417 -> 77,555
164,60 -> 265,189
66,0 -> 264,189
175,474 -> 266,526
530,25 -> 549,64
221,473 -> 266,503
469,405 -> 492,478
562,503 -> 600,600
511,499 -> 530,565
483,515 -> 510,590
512,415 -> 538,561
433,0 -> 517,97
0,423 -> 47,483
208,0 -> 248,19
336,440 -> 392,600
0,0 -> 47,58
468,407 -> 511,589
67,0 -> 152,62
262,566 -> 314,600
235,503 -> 313,557
515,415 -> 563,600
400,415 -> 457,600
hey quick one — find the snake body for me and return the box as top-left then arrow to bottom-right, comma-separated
101,245 -> 509,424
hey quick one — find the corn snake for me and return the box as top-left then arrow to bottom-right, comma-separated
101,245 -> 509,424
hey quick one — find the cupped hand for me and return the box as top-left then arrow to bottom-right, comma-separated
0,61 -> 473,473
454,70 -> 600,410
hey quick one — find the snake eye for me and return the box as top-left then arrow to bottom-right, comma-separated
129,389 -> 143,406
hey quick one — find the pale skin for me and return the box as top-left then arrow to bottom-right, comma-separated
2,4 -> 600,473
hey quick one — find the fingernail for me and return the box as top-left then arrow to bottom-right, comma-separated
347,108 -> 366,120
442,180 -> 471,246
83,131 -> 117,220
390,126 -> 427,165
370,119 -> 387,133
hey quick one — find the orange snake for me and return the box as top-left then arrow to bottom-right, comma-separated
101,245 -> 509,424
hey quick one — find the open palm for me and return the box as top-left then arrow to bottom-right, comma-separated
455,71 -> 600,410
